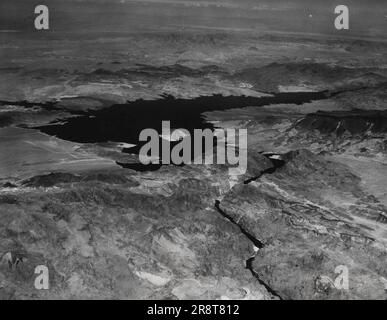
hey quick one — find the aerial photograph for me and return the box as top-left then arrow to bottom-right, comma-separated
0,0 -> 386,302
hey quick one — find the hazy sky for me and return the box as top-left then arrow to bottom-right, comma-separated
1,0 -> 386,38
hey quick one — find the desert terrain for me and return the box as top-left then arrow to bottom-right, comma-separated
0,0 -> 387,300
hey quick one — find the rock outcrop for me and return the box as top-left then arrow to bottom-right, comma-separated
0,164 -> 272,300
218,149 -> 387,300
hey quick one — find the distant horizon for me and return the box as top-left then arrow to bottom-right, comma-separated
0,0 -> 386,39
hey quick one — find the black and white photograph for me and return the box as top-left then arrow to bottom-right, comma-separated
0,0 -> 386,304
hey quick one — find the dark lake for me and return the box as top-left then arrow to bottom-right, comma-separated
35,91 -> 330,170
